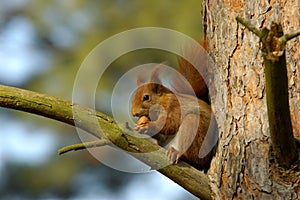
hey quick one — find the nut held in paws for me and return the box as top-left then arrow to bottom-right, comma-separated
137,116 -> 150,127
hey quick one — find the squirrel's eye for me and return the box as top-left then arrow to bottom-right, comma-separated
143,94 -> 150,101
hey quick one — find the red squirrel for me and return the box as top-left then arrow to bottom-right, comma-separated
131,42 -> 217,171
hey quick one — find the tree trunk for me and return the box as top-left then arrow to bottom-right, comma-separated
204,0 -> 300,199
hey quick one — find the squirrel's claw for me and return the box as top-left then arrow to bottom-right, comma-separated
166,146 -> 181,164
134,124 -> 149,135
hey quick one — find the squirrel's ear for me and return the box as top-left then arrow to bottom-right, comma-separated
150,62 -> 167,85
149,62 -> 171,94
136,73 -> 144,86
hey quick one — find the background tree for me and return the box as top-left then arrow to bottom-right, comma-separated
204,0 -> 300,199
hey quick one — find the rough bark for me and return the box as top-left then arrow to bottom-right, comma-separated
204,0 -> 300,199
235,16 -> 299,167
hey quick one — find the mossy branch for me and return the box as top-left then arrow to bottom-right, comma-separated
279,30 -> 300,43
236,16 -> 299,168
57,140 -> 112,155
0,84 -> 212,200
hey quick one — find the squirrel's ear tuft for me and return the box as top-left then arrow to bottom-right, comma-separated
150,62 -> 167,85
137,73 -> 144,86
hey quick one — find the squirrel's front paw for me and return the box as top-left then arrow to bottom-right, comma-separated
166,146 -> 181,164
135,116 -> 150,134
134,125 -> 150,134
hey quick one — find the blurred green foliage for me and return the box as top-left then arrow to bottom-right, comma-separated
24,0 -> 203,98
0,0 -> 203,199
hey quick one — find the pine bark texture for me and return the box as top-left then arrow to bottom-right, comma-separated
204,0 -> 300,199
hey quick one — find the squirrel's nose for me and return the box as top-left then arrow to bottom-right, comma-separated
132,108 -> 139,117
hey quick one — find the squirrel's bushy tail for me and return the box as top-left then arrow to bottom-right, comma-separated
172,41 -> 210,103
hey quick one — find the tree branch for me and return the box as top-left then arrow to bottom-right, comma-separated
279,30 -> 300,43
236,17 -> 298,168
235,16 -> 262,37
0,84 -> 212,200
57,139 -> 112,155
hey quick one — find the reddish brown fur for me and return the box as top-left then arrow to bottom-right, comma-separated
131,42 -> 216,171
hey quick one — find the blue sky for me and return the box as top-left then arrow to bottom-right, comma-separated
0,16 -> 49,85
